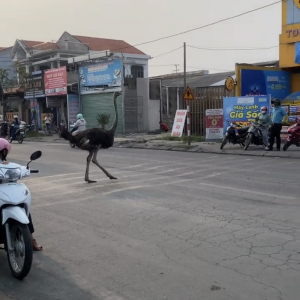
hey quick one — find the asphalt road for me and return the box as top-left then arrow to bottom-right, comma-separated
0,141 -> 299,300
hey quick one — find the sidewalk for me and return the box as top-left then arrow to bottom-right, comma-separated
24,133 -> 300,159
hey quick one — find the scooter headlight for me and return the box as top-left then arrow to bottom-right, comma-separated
4,168 -> 21,181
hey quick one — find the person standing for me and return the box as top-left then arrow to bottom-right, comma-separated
256,106 -> 272,147
265,99 -> 287,151
44,114 -> 51,133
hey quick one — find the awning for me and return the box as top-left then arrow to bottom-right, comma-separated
284,91 -> 300,102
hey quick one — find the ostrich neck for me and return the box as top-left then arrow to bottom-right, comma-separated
109,94 -> 118,135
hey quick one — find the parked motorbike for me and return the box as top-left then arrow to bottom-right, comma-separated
220,120 -> 249,150
0,150 -> 42,280
244,122 -> 265,150
283,121 -> 300,151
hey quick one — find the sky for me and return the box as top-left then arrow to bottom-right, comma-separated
0,0 -> 281,77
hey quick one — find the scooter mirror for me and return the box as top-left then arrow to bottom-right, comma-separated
30,151 -> 42,161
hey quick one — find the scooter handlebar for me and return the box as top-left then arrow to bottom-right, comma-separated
30,169 -> 39,173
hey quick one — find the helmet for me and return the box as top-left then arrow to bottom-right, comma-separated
13,115 -> 18,119
272,98 -> 280,105
260,106 -> 268,113
77,114 -> 83,120
0,138 -> 11,153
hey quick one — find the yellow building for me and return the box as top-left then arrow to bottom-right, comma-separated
231,0 -> 300,124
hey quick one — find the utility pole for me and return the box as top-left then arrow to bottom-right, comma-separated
183,42 -> 190,146
173,64 -> 180,73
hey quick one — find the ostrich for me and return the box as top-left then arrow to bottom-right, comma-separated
60,91 -> 121,183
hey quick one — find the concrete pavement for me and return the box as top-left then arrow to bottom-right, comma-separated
0,142 -> 299,299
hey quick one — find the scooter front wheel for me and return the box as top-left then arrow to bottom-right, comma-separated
18,136 -> 24,144
70,142 -> 76,148
220,136 -> 228,150
283,140 -> 292,151
244,133 -> 252,150
6,221 -> 33,280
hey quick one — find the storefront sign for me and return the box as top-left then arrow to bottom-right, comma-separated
24,71 -> 44,99
240,69 -> 290,100
223,96 -> 271,134
79,59 -> 122,88
205,109 -> 223,140
67,94 -> 79,127
44,67 -> 67,96
171,110 -> 187,137
46,97 -> 61,108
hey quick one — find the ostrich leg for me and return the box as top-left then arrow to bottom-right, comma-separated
85,151 -> 96,183
92,149 -> 117,180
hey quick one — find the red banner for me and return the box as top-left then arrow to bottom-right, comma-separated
44,67 -> 67,96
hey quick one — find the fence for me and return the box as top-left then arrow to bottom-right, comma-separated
180,86 -> 234,136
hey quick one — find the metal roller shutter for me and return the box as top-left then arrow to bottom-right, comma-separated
81,93 -> 123,134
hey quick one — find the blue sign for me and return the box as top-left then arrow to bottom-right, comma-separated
79,60 -> 122,88
295,42 -> 300,63
223,95 -> 271,134
240,69 -> 290,100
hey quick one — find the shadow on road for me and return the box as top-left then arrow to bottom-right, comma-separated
0,251 -> 94,300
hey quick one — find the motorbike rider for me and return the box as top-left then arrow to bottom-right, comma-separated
72,113 -> 86,135
255,106 -> 272,147
10,115 -> 20,142
0,138 -> 43,251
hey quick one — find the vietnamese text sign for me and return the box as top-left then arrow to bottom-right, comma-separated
44,67 -> 67,96
79,60 -> 122,88
24,71 -> 44,99
46,97 -> 61,108
171,110 -> 187,137
240,69 -> 290,100
67,94 -> 79,127
205,109 -> 223,140
223,95 -> 271,134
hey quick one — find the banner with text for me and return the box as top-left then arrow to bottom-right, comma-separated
171,110 -> 187,137
44,67 -> 67,96
67,94 -> 79,128
205,109 -> 223,140
223,95 -> 271,134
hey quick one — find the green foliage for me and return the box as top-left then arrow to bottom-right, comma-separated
96,113 -> 110,129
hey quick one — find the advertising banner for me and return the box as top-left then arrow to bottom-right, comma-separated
67,94 -> 79,128
30,99 -> 41,129
44,67 -> 67,96
46,97 -> 61,108
171,110 -> 187,137
240,69 -> 290,100
79,60 -> 122,89
24,71 -> 44,99
223,95 -> 271,134
205,109 -> 223,140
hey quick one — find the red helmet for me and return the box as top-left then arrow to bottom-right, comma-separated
0,138 -> 11,153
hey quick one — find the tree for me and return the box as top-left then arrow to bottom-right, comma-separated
96,113 -> 110,129
0,69 -> 9,87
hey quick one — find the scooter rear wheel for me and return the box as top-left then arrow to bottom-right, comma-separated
6,221 -> 33,280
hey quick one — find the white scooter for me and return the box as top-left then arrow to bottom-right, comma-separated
0,150 -> 42,280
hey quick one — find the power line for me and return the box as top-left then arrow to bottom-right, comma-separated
187,44 -> 278,51
151,46 -> 183,59
106,0 -> 281,53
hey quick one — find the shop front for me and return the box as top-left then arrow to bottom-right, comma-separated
79,59 -> 123,134
24,70 -> 45,130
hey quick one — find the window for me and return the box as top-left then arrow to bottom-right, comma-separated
131,65 -> 144,78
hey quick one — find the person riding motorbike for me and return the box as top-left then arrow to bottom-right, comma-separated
0,138 -> 43,251
72,113 -> 86,135
255,106 -> 272,147
10,115 -> 20,142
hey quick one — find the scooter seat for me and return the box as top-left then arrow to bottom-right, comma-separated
237,127 -> 249,134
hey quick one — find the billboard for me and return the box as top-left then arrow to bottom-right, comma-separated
223,95 -> 271,134
171,110 -> 187,137
24,71 -> 44,99
205,109 -> 223,140
67,94 -> 79,127
240,69 -> 290,100
79,60 -> 122,89
44,66 -> 67,96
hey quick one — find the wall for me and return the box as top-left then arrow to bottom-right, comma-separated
279,0 -> 300,68
57,32 -> 88,53
291,72 -> 300,92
